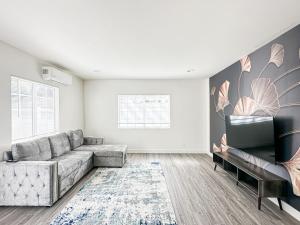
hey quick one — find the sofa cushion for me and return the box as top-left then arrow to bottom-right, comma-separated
50,151 -> 93,180
59,157 -> 93,197
49,133 -> 71,157
50,151 -> 93,196
75,144 -> 127,158
11,137 -> 52,161
68,129 -> 84,149
83,137 -> 103,145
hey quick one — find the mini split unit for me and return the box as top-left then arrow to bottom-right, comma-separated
41,66 -> 72,85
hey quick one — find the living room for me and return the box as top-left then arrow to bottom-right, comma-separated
0,1 -> 300,225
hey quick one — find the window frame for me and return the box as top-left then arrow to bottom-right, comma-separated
11,76 -> 59,142
117,94 -> 171,129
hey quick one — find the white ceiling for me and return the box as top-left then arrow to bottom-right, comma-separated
0,0 -> 300,79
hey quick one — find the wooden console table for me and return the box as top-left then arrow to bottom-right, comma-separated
213,152 -> 287,210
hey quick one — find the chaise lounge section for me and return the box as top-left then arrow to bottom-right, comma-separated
0,129 -> 127,206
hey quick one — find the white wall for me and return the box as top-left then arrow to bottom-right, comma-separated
0,41 -> 84,160
84,79 -> 209,153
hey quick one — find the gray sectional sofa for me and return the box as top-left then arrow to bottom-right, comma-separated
0,129 -> 127,206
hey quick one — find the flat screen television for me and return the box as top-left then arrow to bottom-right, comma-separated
225,115 -> 276,163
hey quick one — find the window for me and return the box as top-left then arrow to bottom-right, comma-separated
118,95 -> 170,128
11,76 -> 59,141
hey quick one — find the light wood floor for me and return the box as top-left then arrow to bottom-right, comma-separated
0,154 -> 299,225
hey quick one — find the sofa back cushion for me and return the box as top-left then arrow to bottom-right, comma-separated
49,133 -> 71,157
11,137 -> 52,161
68,129 -> 84,149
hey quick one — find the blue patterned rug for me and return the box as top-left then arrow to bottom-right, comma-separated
50,162 -> 177,225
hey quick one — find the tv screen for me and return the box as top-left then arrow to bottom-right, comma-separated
225,115 -> 276,163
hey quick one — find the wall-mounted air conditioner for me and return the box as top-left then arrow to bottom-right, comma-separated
41,66 -> 72,85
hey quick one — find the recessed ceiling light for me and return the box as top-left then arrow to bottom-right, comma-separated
187,69 -> 195,73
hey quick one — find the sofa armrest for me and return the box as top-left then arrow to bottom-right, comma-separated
84,137 -> 104,145
0,161 -> 58,206
3,151 -> 13,161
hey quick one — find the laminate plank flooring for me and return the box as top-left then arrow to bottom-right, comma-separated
0,154 -> 299,225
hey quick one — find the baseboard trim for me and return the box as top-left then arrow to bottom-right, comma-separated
207,152 -> 213,158
127,148 -> 209,154
268,198 -> 300,221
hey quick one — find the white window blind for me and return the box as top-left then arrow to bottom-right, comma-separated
118,95 -> 170,129
11,76 -> 59,141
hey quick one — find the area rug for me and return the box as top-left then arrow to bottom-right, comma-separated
50,162 -> 177,225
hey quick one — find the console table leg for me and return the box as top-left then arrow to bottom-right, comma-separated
258,197 -> 261,210
214,164 -> 217,171
277,198 -> 283,210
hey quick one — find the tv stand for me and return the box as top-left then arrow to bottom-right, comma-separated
213,152 -> 287,210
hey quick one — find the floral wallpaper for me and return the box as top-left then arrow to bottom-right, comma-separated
210,25 -> 300,210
